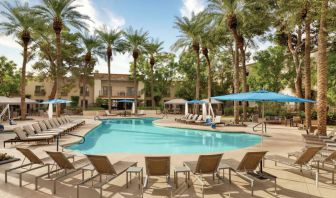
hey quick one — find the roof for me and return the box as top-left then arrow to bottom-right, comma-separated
94,73 -> 132,81
0,96 -> 37,105
164,98 -> 187,105
201,98 -> 222,104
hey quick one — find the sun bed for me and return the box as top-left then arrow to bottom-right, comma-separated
105,110 -> 118,116
36,151 -> 93,194
50,118 -> 72,132
42,120 -> 65,133
183,153 -> 223,198
185,114 -> 198,123
65,115 -> 85,126
179,114 -> 193,123
219,151 -> 276,196
187,115 -> 202,124
32,123 -> 61,136
23,125 -> 58,137
5,148 -> 74,186
77,154 -> 137,198
175,113 -> 190,122
4,127 -> 54,147
144,156 -> 172,197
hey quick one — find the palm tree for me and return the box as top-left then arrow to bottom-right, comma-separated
144,38 -> 164,108
96,26 -> 123,113
0,1 -> 37,119
79,33 -> 101,110
34,0 -> 89,116
317,0 -> 329,135
172,13 -> 202,112
123,27 -> 149,113
208,0 -> 242,123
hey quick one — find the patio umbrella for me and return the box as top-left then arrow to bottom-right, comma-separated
117,99 -> 133,111
40,99 -> 72,119
212,90 -> 315,132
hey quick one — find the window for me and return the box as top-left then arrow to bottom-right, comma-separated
80,100 -> 88,108
102,86 -> 112,96
126,87 -> 135,96
34,86 -> 46,96
80,87 -> 89,96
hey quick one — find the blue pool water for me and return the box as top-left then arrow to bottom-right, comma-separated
67,118 -> 262,154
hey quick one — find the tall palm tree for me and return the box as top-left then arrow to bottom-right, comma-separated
34,0 -> 89,116
317,0 -> 329,135
208,0 -> 242,123
0,1 -> 37,119
144,38 -> 164,108
79,33 -> 101,110
123,27 -> 148,113
96,26 -> 123,113
172,13 -> 202,112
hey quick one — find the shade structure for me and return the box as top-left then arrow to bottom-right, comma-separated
185,102 -> 188,116
202,103 -> 207,119
118,99 -> 134,103
131,102 -> 135,114
0,96 -> 37,105
164,98 -> 187,105
40,99 -> 72,104
48,103 -> 53,119
213,90 -> 315,103
187,100 -> 208,104
201,98 -> 222,104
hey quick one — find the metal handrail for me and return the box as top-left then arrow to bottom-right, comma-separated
253,122 -> 266,133
56,133 -> 86,151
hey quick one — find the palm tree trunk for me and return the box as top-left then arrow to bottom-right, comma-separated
304,12 -> 312,128
205,54 -> 212,101
240,47 -> 248,121
195,50 -> 200,114
133,58 -> 138,114
317,0 -> 329,135
150,64 -> 155,109
55,32 -> 61,117
234,43 -> 240,124
20,44 -> 28,120
82,74 -> 87,110
107,55 -> 112,113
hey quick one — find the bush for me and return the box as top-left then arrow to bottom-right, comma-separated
70,96 -> 79,108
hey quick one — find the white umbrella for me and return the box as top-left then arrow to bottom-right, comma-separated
202,103 -> 207,119
48,103 -> 53,119
185,102 -> 188,116
132,102 -> 135,114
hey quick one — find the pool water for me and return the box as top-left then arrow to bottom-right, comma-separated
67,118 -> 262,154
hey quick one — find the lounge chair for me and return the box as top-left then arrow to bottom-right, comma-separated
56,117 -> 77,130
105,110 -> 117,116
4,127 -> 54,148
65,115 -> 85,126
36,151 -> 92,194
185,114 -> 198,124
178,114 -> 193,123
23,125 -> 58,137
175,113 -> 190,122
183,154 -> 223,198
50,118 -> 72,132
32,123 -> 61,136
187,115 -> 202,124
219,151 -> 276,196
77,154 -> 137,198
265,146 -> 322,186
144,156 -> 172,197
43,120 -> 65,133
137,110 -> 146,116
5,148 -> 74,186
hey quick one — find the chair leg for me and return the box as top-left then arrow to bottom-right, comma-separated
5,170 -> 8,183
77,185 -> 80,198
19,173 -> 22,187
100,187 -> 103,198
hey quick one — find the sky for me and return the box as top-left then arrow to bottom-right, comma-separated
0,0 -> 270,74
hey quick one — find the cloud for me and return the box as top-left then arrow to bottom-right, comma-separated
180,0 -> 206,18
75,0 -> 125,32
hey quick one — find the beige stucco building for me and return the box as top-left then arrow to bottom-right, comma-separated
25,73 -> 145,108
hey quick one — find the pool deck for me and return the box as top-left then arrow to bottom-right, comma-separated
0,115 -> 335,198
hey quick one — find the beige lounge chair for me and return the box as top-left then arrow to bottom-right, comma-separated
77,155 -> 137,198
175,113 -> 190,122
185,114 -> 198,123
36,151 -> 92,194
179,114 -> 193,122
43,120 -> 65,133
65,115 -> 85,126
219,151 -> 276,196
23,125 -> 58,137
105,110 -> 117,116
4,127 -> 54,147
32,123 -> 60,136
183,154 -> 223,198
144,156 -> 172,197
5,148 -> 74,187
190,115 -> 203,124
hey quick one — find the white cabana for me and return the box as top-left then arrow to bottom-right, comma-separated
132,102 -> 135,114
202,103 -> 207,119
0,96 -> 37,120
185,102 -> 188,116
164,98 -> 187,105
201,98 -> 222,104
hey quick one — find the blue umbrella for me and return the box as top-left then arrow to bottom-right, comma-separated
117,99 -> 134,103
40,99 -> 72,104
187,100 -> 208,104
213,90 -> 315,103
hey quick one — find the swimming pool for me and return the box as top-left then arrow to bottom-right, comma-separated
67,118 -> 262,154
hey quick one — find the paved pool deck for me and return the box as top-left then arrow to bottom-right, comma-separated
0,115 -> 335,198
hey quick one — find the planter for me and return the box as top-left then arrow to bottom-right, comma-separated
0,158 -> 20,165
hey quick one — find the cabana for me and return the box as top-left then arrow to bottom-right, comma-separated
164,98 -> 187,114
40,99 -> 71,119
0,96 -> 37,120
